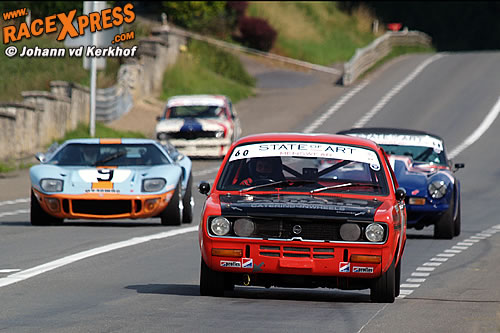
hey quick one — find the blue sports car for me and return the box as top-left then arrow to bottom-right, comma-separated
29,138 -> 193,226
338,128 -> 464,239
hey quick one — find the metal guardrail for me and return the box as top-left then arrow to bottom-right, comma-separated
343,30 -> 432,85
168,26 -> 342,76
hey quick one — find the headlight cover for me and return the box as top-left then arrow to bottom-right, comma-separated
428,180 -> 447,199
157,132 -> 169,141
210,216 -> 231,236
365,223 -> 385,242
142,178 -> 166,192
215,131 -> 224,138
339,223 -> 361,241
40,178 -> 63,192
233,218 -> 255,237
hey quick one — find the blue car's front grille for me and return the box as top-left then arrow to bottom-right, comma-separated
71,200 -> 132,215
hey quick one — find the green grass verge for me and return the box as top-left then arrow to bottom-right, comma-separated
0,36 -> 123,102
160,40 -> 255,103
248,2 -> 379,65
358,45 -> 436,80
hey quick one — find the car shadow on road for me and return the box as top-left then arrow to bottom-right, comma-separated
0,220 -> 162,227
126,283 -> 372,303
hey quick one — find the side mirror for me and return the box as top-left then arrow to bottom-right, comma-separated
395,187 -> 406,202
198,181 -> 211,195
35,153 -> 46,163
454,163 -> 464,171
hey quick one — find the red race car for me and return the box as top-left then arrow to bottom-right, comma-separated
198,133 -> 407,303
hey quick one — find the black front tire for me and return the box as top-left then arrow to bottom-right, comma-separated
434,200 -> 455,239
395,258 -> 401,298
182,173 -> 193,224
371,258 -> 396,303
200,257 -> 225,297
454,200 -> 461,237
160,182 -> 183,226
30,191 -> 63,226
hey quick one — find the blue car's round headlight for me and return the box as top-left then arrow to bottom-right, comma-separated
428,180 -> 447,199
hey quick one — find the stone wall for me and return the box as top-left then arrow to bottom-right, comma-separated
0,28 -> 185,162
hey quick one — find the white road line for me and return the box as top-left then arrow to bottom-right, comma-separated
303,81 -> 370,133
0,269 -> 21,273
353,54 -> 445,128
452,246 -> 469,250
399,289 -> 414,295
411,272 -> 430,277
401,283 -> 420,288
465,239 -> 480,243
407,278 -> 426,283
423,262 -> 442,267
0,198 -> 29,207
430,257 -> 448,262
0,209 -> 29,218
457,242 -> 474,246
444,249 -> 462,254
448,96 -> 500,159
416,267 -> 435,272
0,226 -> 198,288
437,253 -> 456,257
470,236 -> 486,240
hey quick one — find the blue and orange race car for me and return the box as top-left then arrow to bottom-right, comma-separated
29,138 -> 193,226
338,128 -> 464,239
198,133 -> 407,303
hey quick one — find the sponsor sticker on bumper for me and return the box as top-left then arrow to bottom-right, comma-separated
220,260 -> 241,268
339,262 -> 350,273
353,266 -> 374,273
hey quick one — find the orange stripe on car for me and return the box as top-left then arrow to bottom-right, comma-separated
99,138 -> 122,144
92,181 -> 114,189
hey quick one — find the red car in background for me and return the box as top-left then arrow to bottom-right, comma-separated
198,133 -> 407,303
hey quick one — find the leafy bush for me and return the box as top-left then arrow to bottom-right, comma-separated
161,1 -> 226,31
238,16 -> 277,52
227,1 -> 248,18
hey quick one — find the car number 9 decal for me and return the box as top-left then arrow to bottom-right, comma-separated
79,169 -> 131,183
97,169 -> 114,181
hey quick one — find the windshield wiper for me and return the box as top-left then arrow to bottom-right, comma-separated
310,182 -> 381,194
94,151 -> 126,166
240,180 -> 317,193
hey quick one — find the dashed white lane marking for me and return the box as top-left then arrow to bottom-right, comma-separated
0,226 -> 198,288
353,54 -> 445,128
0,209 -> 29,218
430,257 -> 448,262
397,224 -> 500,300
448,96 -> 500,159
0,269 -> 21,273
422,262 -> 442,267
303,80 -> 370,133
0,198 -> 29,207
407,278 -> 426,283
416,267 -> 435,272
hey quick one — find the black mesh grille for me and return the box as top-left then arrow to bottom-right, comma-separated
252,218 -> 341,241
72,200 -> 132,215
168,131 -> 218,140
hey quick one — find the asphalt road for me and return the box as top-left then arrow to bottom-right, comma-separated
1,51 -> 500,333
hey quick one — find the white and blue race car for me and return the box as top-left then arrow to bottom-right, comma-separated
155,95 -> 241,158
29,138 -> 193,226
338,128 -> 464,239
